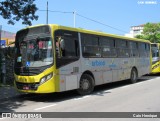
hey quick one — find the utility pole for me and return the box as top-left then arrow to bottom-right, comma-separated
0,25 -> 2,83
0,25 -> 2,44
73,11 -> 76,28
46,1 -> 48,24
0,25 -> 6,84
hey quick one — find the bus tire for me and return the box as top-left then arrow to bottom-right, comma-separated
77,74 -> 95,95
130,68 -> 138,83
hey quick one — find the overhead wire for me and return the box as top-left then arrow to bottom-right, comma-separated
38,9 -> 73,14
76,13 -> 128,33
36,9 -> 128,34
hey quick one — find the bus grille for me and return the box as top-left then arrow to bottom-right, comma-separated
16,82 -> 39,90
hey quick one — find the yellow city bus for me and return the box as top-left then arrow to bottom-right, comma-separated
151,43 -> 160,74
14,24 -> 151,95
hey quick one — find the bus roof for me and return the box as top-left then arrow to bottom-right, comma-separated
19,24 -> 151,44
151,43 -> 160,45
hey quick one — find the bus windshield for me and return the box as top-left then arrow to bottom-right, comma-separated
15,37 -> 53,67
151,44 -> 159,64
152,47 -> 159,58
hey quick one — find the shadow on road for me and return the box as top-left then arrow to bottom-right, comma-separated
0,74 -> 159,112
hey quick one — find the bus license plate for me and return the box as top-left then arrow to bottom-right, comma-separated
23,86 -> 30,90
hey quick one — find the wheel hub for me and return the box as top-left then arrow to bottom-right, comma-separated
82,79 -> 90,90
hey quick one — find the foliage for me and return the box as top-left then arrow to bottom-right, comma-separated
136,23 -> 160,43
0,0 -> 38,25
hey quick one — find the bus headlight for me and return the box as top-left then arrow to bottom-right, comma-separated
40,73 -> 53,85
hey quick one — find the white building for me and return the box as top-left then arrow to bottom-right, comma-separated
125,24 -> 144,38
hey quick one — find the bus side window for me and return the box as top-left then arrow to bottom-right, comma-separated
138,43 -> 146,57
130,41 -> 139,57
64,38 -> 79,57
55,30 -> 79,68
82,34 -> 100,57
117,40 -> 129,57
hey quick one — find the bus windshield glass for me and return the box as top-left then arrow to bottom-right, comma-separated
151,44 -> 159,63
152,47 -> 159,58
151,44 -> 158,57
15,36 -> 53,68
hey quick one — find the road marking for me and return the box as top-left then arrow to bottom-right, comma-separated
0,118 -> 4,120
74,95 -> 90,100
32,77 -> 160,111
34,104 -> 57,111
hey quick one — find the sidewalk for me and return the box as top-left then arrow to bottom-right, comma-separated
0,85 -> 21,101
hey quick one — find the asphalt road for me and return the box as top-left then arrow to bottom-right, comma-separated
0,75 -> 160,121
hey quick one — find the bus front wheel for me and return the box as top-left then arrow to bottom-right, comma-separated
130,68 -> 138,83
77,74 -> 95,95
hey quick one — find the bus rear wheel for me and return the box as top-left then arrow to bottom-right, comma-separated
130,68 -> 138,83
77,74 -> 95,95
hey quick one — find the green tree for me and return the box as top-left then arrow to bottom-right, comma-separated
0,0 -> 38,25
136,23 -> 160,43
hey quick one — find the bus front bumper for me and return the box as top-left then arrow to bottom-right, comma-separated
14,76 -> 59,93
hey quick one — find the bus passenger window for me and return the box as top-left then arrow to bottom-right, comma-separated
54,30 -> 79,68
